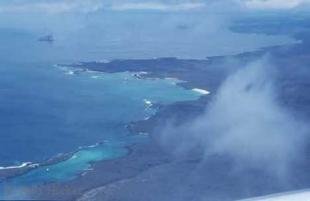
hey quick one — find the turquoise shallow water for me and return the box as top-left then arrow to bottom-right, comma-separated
0,63 -> 201,190
0,63 -> 199,166
8,142 -> 128,185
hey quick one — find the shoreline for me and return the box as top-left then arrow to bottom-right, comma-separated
0,57 -> 214,199
0,142 -> 109,181
59,41 -> 310,200
3,38 -> 310,199
0,62 -> 208,184
2,142 -> 172,200
0,149 -> 76,181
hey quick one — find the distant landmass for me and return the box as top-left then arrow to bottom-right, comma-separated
38,34 -> 54,43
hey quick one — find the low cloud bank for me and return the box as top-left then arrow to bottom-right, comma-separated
243,0 -> 310,10
0,0 -> 309,13
160,58 -> 309,175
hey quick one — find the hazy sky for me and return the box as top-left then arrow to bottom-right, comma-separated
0,0 -> 309,13
0,0 -> 305,61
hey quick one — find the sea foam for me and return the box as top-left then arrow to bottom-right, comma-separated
192,88 -> 210,95
0,162 -> 38,170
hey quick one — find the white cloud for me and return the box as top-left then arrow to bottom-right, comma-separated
243,0 -> 310,9
110,2 -> 206,11
0,0 -> 105,13
0,0 -> 207,13
0,0 -> 308,13
160,59 -> 309,175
